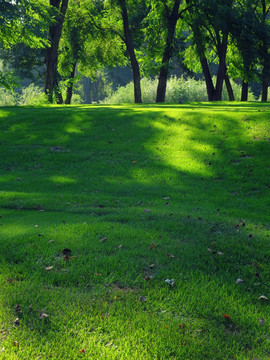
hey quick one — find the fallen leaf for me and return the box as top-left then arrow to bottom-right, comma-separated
7,278 -> 15,284
179,324 -> 183,329
223,314 -> 231,319
164,325 -> 169,329
165,279 -> 175,286
45,266 -> 54,271
166,253 -> 175,258
14,318 -> 20,326
144,277 -> 151,282
113,296 -> 117,300
132,161 -> 137,164
95,273 -> 103,276
62,248 -> 72,255
15,304 -> 22,313
139,296 -> 147,302
40,313 -> 49,319
79,348 -> 86,353
236,278 -> 244,284
149,242 -> 157,250
13,341 -> 19,348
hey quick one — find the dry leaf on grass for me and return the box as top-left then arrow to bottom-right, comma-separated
236,278 -> 244,284
45,266 -> 54,271
165,279 -> 175,286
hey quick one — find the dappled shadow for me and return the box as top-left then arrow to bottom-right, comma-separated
0,104 -> 269,358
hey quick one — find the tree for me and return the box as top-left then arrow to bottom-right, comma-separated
185,0 -> 237,101
58,0 -> 126,103
45,0 -> 69,103
0,0 -> 49,89
91,0 -> 148,103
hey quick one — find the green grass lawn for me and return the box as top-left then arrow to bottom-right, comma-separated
0,102 -> 269,359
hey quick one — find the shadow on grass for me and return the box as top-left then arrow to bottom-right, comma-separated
0,104 -> 269,358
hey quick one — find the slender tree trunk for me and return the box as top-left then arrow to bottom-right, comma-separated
241,81 -> 248,101
224,74 -> 235,101
261,65 -> 269,101
65,62 -> 76,104
83,77 -> 91,104
200,57 -> 215,101
212,36 -> 228,101
45,0 -> 69,103
120,0 -> 142,103
261,1 -> 269,102
156,0 -> 180,103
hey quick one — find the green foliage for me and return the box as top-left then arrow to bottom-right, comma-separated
102,76 -> 256,103
18,83 -> 49,105
0,88 -> 17,105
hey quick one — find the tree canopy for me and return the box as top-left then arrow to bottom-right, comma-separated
1,0 -> 270,102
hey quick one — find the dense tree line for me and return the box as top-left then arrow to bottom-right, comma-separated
1,0 -> 270,103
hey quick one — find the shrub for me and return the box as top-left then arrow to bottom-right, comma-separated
102,76 -> 256,104
18,83 -> 48,105
0,88 -> 17,106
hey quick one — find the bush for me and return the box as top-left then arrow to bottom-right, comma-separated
102,76 -> 256,104
0,88 -> 17,106
19,83 -> 48,105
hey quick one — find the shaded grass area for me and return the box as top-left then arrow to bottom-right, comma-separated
0,102 -> 269,359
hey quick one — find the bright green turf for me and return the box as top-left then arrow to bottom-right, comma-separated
0,102 -> 269,359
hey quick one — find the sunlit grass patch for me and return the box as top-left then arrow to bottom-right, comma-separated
0,103 -> 269,359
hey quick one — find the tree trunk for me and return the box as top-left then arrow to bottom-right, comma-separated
156,0 -> 180,103
45,0 -> 69,103
241,81 -> 248,101
224,74 -> 235,101
200,56 -> 215,101
65,62 -> 76,104
120,0 -> 142,103
212,36 -> 228,101
261,66 -> 269,101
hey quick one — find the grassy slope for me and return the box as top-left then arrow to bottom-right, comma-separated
0,103 -> 269,359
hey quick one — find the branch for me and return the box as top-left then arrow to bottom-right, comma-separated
178,4 -> 194,19
160,0 -> 170,18
88,13 -> 126,44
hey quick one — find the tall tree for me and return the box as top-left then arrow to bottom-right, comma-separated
256,0 -> 270,101
58,0 -> 126,103
45,0 -> 69,103
91,0 -> 148,103
185,0 -> 235,101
